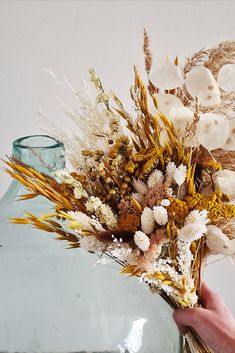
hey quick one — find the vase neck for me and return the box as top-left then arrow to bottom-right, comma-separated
12,135 -> 65,176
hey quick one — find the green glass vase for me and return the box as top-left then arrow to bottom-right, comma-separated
0,135 -> 182,353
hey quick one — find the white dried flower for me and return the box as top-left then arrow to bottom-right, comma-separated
98,204 -> 117,228
174,164 -> 187,186
134,231 -> 150,251
215,169 -> 235,199
85,196 -> 117,228
68,211 -> 104,232
133,179 -> 148,195
54,170 -> 88,198
161,199 -> 170,207
153,206 -> 168,226
185,209 -> 209,226
178,223 -> 207,242
73,187 -> 86,199
166,162 -> 177,178
198,113 -> 230,151
147,169 -> 164,188
109,244 -> 134,263
141,207 -> 155,234
80,235 -> 106,254
85,196 -> 102,212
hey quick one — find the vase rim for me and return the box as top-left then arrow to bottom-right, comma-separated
13,135 -> 63,150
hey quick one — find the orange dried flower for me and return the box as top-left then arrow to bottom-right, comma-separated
167,198 -> 189,224
117,213 -> 140,232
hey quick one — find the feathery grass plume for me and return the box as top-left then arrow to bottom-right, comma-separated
143,28 -> 153,74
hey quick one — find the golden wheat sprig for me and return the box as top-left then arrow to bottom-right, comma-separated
4,158 -> 86,213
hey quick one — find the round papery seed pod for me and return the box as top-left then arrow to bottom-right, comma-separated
217,64 -> 235,93
149,61 -> 184,90
169,106 -> 198,147
198,113 -> 229,151
149,93 -> 183,117
185,66 -> 220,107
222,119 -> 235,151
169,106 -> 193,133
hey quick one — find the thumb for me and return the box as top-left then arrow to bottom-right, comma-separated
173,308 -> 205,336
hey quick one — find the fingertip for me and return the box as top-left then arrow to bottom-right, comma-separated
172,310 -> 190,336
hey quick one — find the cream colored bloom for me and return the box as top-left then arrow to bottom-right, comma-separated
141,207 -> 155,235
153,205 -> 168,226
177,223 -> 207,242
68,211 -> 104,232
166,161 -> 177,178
148,169 -> 164,188
185,209 -> 209,226
85,196 -> 102,212
215,169 -> 235,199
85,196 -> 117,228
174,164 -> 187,186
80,235 -> 106,253
133,179 -> 148,195
134,231 -> 150,251
54,169 -> 88,198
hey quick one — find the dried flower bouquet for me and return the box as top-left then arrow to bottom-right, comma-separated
4,31 -> 235,353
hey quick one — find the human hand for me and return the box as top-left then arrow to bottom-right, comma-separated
173,283 -> 235,353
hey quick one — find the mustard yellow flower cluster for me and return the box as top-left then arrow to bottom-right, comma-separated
184,192 -> 235,222
109,136 -> 132,159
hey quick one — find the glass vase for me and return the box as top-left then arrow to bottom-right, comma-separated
0,135 -> 183,353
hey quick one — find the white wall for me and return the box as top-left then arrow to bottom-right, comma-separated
0,0 -> 235,344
